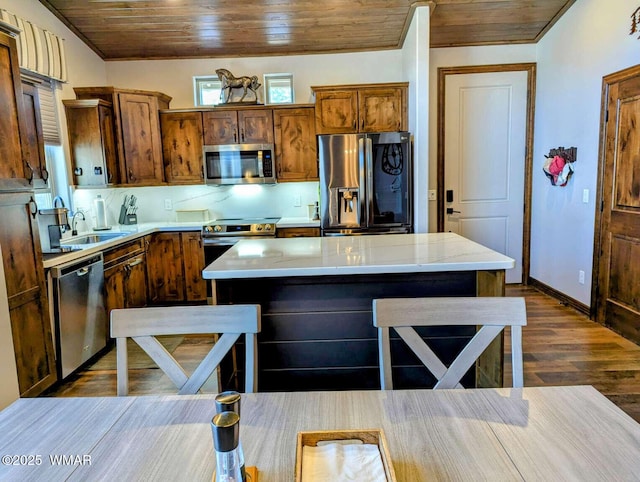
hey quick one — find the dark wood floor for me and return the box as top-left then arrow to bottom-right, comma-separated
47,285 -> 640,422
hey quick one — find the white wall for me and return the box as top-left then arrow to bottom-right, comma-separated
531,0 -> 637,305
106,51 -> 404,109
402,6 -> 430,233
428,44 -> 537,233
0,246 -> 19,409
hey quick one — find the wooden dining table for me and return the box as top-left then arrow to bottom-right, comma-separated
0,385 -> 639,481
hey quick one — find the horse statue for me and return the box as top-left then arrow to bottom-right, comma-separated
216,68 -> 261,103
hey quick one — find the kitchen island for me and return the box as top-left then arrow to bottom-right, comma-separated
203,233 -> 514,391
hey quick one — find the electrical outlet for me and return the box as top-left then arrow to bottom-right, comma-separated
582,189 -> 589,204
293,194 -> 301,207
428,190 -> 436,201
578,270 -> 585,285
164,199 -> 173,210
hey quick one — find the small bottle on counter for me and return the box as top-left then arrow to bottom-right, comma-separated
215,391 -> 245,482
211,411 -> 243,482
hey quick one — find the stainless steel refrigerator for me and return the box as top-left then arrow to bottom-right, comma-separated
318,132 -> 412,235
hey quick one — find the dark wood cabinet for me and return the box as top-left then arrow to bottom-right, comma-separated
20,82 -> 48,189
146,231 -> 206,304
0,31 -> 30,190
73,87 -> 171,185
0,192 -> 56,397
276,227 -> 321,238
203,107 -> 273,145
146,232 -> 184,303
64,99 -> 119,186
0,28 -> 57,397
312,83 -> 407,135
181,232 -> 207,302
103,238 -> 148,318
160,111 -> 204,184
273,106 -> 318,182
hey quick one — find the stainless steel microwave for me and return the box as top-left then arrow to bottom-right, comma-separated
203,144 -> 276,185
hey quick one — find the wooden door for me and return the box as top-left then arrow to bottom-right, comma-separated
238,109 -> 273,144
358,87 -> 405,133
146,232 -> 184,303
20,82 -> 47,188
118,92 -> 164,184
273,107 -> 318,181
314,90 -> 358,134
0,31 -> 28,185
160,111 -> 204,183
203,110 -> 238,144
595,65 -> 640,343
441,68 -> 532,284
0,192 -> 56,397
181,232 -> 206,302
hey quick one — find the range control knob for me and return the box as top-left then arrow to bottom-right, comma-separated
264,224 -> 272,231
213,225 -> 223,232
255,224 -> 263,231
204,226 -> 214,233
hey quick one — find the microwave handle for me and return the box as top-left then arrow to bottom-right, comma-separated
258,151 -> 264,177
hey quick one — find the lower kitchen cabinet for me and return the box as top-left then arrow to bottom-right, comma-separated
0,191 -> 57,397
146,231 -> 206,304
276,227 -> 321,238
103,238 -> 148,318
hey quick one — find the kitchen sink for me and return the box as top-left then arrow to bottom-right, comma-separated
61,232 -> 128,245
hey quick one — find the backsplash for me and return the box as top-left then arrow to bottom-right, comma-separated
71,182 -> 319,231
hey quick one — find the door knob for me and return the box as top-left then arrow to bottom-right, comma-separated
446,208 -> 461,215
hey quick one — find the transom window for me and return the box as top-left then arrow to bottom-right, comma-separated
264,73 -> 294,104
194,76 -> 223,106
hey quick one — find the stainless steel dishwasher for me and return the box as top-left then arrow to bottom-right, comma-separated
51,253 -> 107,378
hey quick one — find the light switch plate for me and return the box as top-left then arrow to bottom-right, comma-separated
428,190 -> 436,201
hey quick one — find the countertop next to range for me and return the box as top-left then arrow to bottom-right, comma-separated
42,217 -> 320,269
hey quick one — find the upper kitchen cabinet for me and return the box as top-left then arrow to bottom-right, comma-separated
64,99 -> 119,186
0,29 -> 30,190
202,107 -> 273,145
20,81 -> 48,189
312,83 -> 408,134
73,87 -> 171,185
273,106 -> 318,182
160,110 -> 204,184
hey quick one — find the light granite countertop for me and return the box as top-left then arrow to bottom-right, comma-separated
42,218 -> 320,269
202,232 -> 515,279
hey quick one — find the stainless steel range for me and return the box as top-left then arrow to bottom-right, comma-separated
201,217 -> 279,265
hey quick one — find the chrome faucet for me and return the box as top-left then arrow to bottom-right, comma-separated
71,211 -> 86,236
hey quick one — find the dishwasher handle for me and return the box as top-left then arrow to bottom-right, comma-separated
76,267 -> 90,277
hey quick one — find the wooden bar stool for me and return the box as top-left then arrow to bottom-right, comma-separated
373,297 -> 526,389
111,304 -> 261,396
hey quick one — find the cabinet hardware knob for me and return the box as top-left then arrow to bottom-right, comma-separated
41,167 -> 49,182
29,197 -> 38,218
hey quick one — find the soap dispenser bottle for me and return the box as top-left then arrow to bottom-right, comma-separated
211,411 -> 243,482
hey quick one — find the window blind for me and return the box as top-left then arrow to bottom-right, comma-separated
37,80 -> 61,145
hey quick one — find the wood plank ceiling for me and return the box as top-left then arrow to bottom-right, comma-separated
38,0 -> 577,61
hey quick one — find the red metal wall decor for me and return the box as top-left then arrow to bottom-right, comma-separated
543,146 -> 577,187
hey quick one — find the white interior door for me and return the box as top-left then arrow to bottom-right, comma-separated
444,71 -> 527,283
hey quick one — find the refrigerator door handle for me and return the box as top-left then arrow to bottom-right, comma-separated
365,137 -> 374,228
358,137 -> 367,227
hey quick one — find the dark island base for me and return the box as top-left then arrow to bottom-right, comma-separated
215,270 -> 505,392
